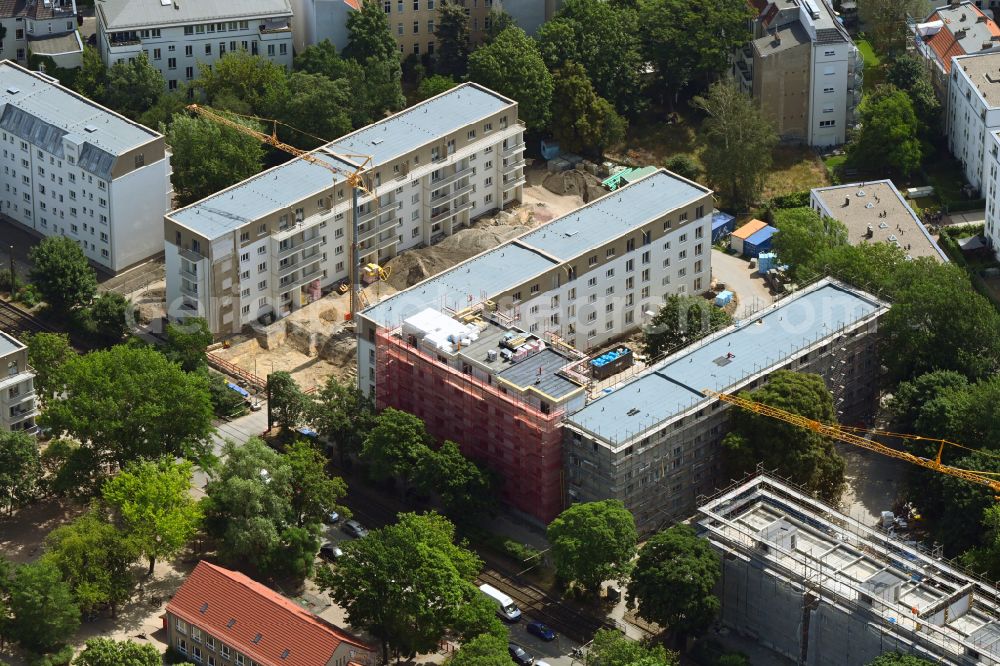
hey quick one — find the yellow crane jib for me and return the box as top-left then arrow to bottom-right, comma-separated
701,388 -> 1000,495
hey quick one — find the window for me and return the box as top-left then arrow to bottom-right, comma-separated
267,44 -> 275,56
186,66 -> 194,79
258,280 -> 267,290
413,43 -> 420,55
191,628 -> 202,643
220,645 -> 230,659
185,45 -> 193,57
819,120 -> 836,127
413,20 -> 419,33
384,0 -> 391,11
257,262 -> 267,272
240,252 -> 250,262
153,48 -> 161,60
280,43 -> 287,55
398,22 -> 404,35
414,0 -> 419,7
824,49 -> 835,56
240,231 -> 250,242
168,57 -> 176,69
606,247 -> 615,258
823,86 -> 834,93
587,277 -> 597,287
175,619 -> 188,634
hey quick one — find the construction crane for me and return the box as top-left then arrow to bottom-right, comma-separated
702,388 -> 1000,494
185,104 -> 375,319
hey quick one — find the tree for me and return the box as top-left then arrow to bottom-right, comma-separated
467,27 -> 553,131
886,55 -> 940,137
435,1 -> 471,78
721,371 -> 845,502
350,55 -> 406,125
770,207 -> 848,279
345,0 -> 399,63
24,332 -> 74,402
413,440 -> 497,523
847,86 -> 922,176
694,81 -> 777,212
585,629 -> 679,666
43,508 -> 140,617
0,431 -> 42,515
268,371 -> 307,431
887,370 -> 971,433
42,345 -> 215,489
195,50 -> 288,116
163,317 -> 213,372
310,375 -> 375,464
7,559 -> 80,653
547,500 -> 637,593
166,113 -> 265,206
315,512 -> 481,663
866,654 -> 936,666
417,74 -> 458,101
284,440 -> 348,527
536,0 -> 645,115
138,90 -> 189,131
627,524 -> 720,636
643,294 -> 732,358
74,46 -> 108,103
449,633 -> 511,666
663,154 -> 700,182
295,40 -> 350,78
361,408 -> 432,483
637,0 -> 751,100
860,0 -> 928,55
102,459 -> 204,575
87,292 -> 134,342
281,72 -> 353,145
483,9 -> 515,43
74,638 -> 162,666
104,54 -> 165,120
28,236 -> 97,313
550,62 -> 626,155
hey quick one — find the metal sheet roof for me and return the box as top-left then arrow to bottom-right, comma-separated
98,0 -> 292,30
746,225 -> 777,245
517,170 -> 709,261
566,280 -> 887,445
363,169 -> 711,329
0,61 -> 159,170
327,83 -> 516,166
170,151 -> 354,239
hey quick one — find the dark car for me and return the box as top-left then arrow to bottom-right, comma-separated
508,643 -> 533,666
526,621 -> 556,642
319,542 -> 343,561
341,519 -> 369,538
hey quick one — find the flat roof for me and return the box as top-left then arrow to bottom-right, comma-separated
362,169 -> 711,329
699,475 -> 1000,663
565,279 -> 887,445
327,83 -> 517,167
496,348 -> 582,400
28,32 -> 83,56
811,180 -> 948,262
733,219 -> 767,240
754,21 -> 811,56
954,52 -> 1000,107
98,0 -> 292,30
0,329 -> 25,357
0,60 -> 159,164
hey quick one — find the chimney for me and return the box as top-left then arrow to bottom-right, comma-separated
960,11 -> 967,21
774,31 -> 782,45
956,28 -> 968,39
978,14 -> 988,22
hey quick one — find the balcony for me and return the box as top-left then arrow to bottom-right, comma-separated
502,158 -> 525,174
428,164 -> 475,189
178,246 -> 205,263
501,141 -> 525,157
180,263 -> 198,280
502,176 -> 526,192
430,182 -> 474,206
358,215 -> 397,243
259,20 -> 292,34
279,259 -> 323,290
179,279 -> 199,297
277,232 -> 322,258
430,200 -> 473,224
356,205 -> 395,226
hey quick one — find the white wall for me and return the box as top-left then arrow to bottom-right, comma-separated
291,0 -> 353,53
809,42 -> 853,147
947,62 -> 1000,193
984,131 -> 1000,253
109,155 -> 170,270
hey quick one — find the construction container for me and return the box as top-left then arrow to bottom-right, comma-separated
590,346 -> 634,380
715,290 -> 734,307
758,252 -> 778,274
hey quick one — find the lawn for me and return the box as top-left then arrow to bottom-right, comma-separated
762,144 -> 831,198
856,39 -> 881,67
923,158 -> 968,204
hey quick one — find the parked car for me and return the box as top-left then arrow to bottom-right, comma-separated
324,510 -> 340,524
526,622 -> 556,642
319,542 -> 343,561
508,643 -> 533,666
341,519 -> 368,538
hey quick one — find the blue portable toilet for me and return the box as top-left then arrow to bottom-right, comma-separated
743,225 -> 777,258
711,211 -> 736,243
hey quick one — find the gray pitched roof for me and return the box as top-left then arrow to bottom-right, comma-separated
97,0 -> 292,30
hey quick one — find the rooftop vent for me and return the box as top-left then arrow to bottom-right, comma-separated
199,602 -> 208,614
226,618 -> 236,629
281,650 -> 290,660
252,633 -> 262,644
160,0 -> 170,5
626,408 -> 640,416
84,125 -> 97,133
5,87 -> 18,94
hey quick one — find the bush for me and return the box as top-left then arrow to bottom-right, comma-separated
768,190 -> 811,209
464,526 -> 541,564
16,284 -> 41,307
30,646 -> 74,666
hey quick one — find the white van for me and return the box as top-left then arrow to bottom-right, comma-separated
479,583 -> 521,622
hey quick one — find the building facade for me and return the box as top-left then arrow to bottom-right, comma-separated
912,2 -> 1000,102
699,474 -> 1000,665
0,330 -> 37,433
0,60 -> 171,272
96,0 -> 293,92
736,0 -> 861,146
165,561 -> 375,666
947,52 -> 1000,194
981,129 -> 1000,253
563,279 -> 887,532
165,83 -> 525,336
0,0 -> 82,69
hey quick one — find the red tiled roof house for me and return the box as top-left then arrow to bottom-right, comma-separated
164,561 -> 375,666
912,1 -> 1000,97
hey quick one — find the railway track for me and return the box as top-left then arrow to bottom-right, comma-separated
0,299 -> 56,337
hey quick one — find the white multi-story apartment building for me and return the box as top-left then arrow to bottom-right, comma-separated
0,60 -> 171,272
96,0 -> 293,92
0,0 -> 82,69
736,0 -> 860,147
0,330 -> 37,433
981,129 -> 1000,253
947,52 -> 1000,194
164,83 -> 526,336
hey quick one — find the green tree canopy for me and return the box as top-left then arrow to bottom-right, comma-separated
74,46 -> 108,102
694,81 -> 777,212
860,0 -> 928,55
643,294 -> 732,359
86,292 -> 134,343
467,27 -> 553,132
24,332 -> 74,402
417,74 -> 458,101
866,653 -> 937,666
42,508 -> 140,618
167,112 -> 265,206
309,375 -> 375,465
284,440 -> 349,527
28,236 -> 98,313
584,629 -> 679,666
435,1 -> 471,78
721,371 -> 845,502
627,524 -> 721,636
663,154 -> 700,182
315,512 -> 482,663
345,0 -> 399,63
483,9 -> 515,43
636,0 -> 751,99
267,371 -> 307,431
0,431 -> 42,515
73,638 -> 162,666
7,559 -> 80,653
770,206 -> 848,279
295,40 -> 350,78
104,53 -> 165,120
847,86 -> 923,176
547,499 -> 637,593
102,459 -> 204,575
448,633 -> 511,666
550,61 -> 626,155
887,370 -> 971,434
282,72 -> 354,145
362,408 -> 433,483
41,344 -> 215,490
163,317 -> 212,372
413,440 -> 497,523
195,50 -> 288,116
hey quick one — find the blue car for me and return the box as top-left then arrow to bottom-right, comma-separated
526,621 -> 556,642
